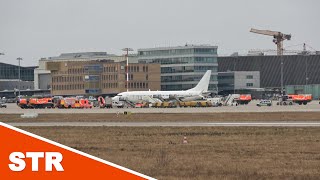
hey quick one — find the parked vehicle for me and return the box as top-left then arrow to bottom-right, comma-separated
257,100 -> 272,107
98,96 -> 112,108
28,96 -> 54,109
288,94 -> 312,105
236,94 -> 252,105
223,94 -> 239,106
112,101 -> 125,108
17,95 -> 54,109
88,96 -> 97,102
58,97 -> 77,108
79,99 -> 92,108
17,98 -> 29,109
276,95 -> 294,106
0,102 -> 7,108
206,97 -> 223,107
178,101 -> 212,108
134,101 -> 149,108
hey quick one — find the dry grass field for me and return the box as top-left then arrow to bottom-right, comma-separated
20,126 -> 320,179
3,112 -> 320,123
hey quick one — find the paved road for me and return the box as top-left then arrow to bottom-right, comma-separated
6,121 -> 320,127
2,100 -> 320,114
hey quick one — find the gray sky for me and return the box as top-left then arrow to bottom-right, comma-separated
0,0 -> 319,66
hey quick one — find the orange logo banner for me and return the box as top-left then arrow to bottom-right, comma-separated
0,122 -> 154,180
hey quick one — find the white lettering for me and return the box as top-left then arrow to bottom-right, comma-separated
45,152 -> 64,171
8,152 -> 64,172
8,152 -> 26,171
26,152 -> 44,171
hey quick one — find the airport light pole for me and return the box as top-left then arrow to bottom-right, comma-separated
304,52 -> 310,86
17,57 -> 22,96
280,52 -> 284,96
304,52 -> 310,94
305,56 -> 308,86
122,48 -> 133,92
231,52 -> 239,94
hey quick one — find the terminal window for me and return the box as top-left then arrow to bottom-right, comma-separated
246,83 -> 254,87
246,75 -> 253,79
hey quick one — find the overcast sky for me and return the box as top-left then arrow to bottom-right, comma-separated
0,0 -> 319,66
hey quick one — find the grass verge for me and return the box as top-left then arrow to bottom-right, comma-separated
20,126 -> 320,179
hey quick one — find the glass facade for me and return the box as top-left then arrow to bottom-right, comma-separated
0,62 -> 35,81
138,45 -> 218,92
138,48 -> 217,57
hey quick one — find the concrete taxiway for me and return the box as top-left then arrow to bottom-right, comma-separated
6,121 -> 320,127
2,100 -> 320,114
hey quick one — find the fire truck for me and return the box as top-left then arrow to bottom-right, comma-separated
235,94 -> 252,105
28,96 -> 54,109
17,95 -> 54,109
277,94 -> 312,105
288,94 -> 312,105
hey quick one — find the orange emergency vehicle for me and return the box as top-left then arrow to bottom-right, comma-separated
287,94 -> 312,105
236,94 -> 252,105
79,99 -> 92,108
17,98 -> 29,109
28,96 -> 54,109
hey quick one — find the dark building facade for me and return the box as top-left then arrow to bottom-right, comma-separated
218,55 -> 320,89
0,62 -> 36,81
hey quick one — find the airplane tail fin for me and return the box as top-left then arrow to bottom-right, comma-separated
187,70 -> 211,92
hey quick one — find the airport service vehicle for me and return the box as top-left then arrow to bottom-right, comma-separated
79,99 -> 92,108
134,101 -> 149,108
288,94 -> 312,105
236,94 -> 252,105
112,70 -> 212,104
276,95 -> 294,106
178,100 -> 212,108
112,101 -> 125,108
206,97 -> 223,107
277,94 -> 312,105
17,97 -> 29,109
28,96 -> 54,109
223,94 -> 239,106
154,101 -> 177,108
88,96 -> 97,102
257,100 -> 272,107
58,97 -> 77,108
0,102 -> 7,108
17,96 -> 54,109
98,96 -> 113,108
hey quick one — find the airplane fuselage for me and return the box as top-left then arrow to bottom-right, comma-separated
112,70 -> 212,103
118,90 -> 202,100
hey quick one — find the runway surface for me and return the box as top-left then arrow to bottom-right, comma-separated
6,121 -> 320,127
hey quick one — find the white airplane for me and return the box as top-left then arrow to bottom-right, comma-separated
112,70 -> 212,103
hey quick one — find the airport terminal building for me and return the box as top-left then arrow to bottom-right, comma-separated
34,52 -> 139,90
218,54 -> 320,89
0,62 -> 35,91
39,53 -> 160,96
138,45 -> 218,93
218,71 -> 260,95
